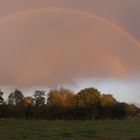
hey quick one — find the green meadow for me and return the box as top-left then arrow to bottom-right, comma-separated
0,118 -> 140,140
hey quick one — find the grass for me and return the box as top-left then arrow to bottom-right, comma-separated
0,118 -> 140,140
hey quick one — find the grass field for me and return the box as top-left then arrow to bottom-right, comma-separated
0,118 -> 140,140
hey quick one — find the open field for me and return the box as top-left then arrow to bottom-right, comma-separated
0,118 -> 140,140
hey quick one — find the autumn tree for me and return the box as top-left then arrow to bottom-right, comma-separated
23,96 -> 35,119
72,88 -> 102,120
23,96 -> 34,106
101,94 -> 117,119
47,88 -> 75,119
47,88 -> 74,107
0,87 -> 139,120
127,104 -> 139,117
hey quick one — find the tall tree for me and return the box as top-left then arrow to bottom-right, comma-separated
73,88 -> 101,120
0,89 -> 4,105
33,90 -> 46,106
101,94 -> 117,119
47,87 -> 74,108
47,88 -> 75,119
8,89 -> 24,105
101,94 -> 117,107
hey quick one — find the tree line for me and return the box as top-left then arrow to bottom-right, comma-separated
0,87 -> 139,120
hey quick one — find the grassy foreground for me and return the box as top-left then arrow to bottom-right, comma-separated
0,118 -> 140,140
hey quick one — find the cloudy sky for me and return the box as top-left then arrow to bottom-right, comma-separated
0,0 -> 140,104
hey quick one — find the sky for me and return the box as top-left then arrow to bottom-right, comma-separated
0,0 -> 140,104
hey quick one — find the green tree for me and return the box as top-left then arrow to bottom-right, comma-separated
33,90 -> 46,106
8,89 -> 24,105
0,89 -> 4,105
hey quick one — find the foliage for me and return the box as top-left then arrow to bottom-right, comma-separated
8,89 -> 24,105
47,88 -> 74,119
72,88 -> 102,120
33,90 -> 46,106
0,87 -> 139,120
0,89 -> 4,105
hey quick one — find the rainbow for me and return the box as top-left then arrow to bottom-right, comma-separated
0,8 -> 140,48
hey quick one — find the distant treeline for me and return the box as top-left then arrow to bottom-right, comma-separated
0,87 -> 139,120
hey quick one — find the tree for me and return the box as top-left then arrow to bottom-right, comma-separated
0,89 -> 4,105
73,88 -> 102,120
120,103 -> 139,118
47,88 -> 75,119
33,90 -> 46,106
7,89 -> 24,118
101,94 -> 118,119
113,102 -> 129,119
8,89 -> 24,105
0,87 -> 139,120
47,87 -> 74,107
101,94 -> 117,107
23,96 -> 34,106
23,96 -> 35,119
0,89 -> 7,118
